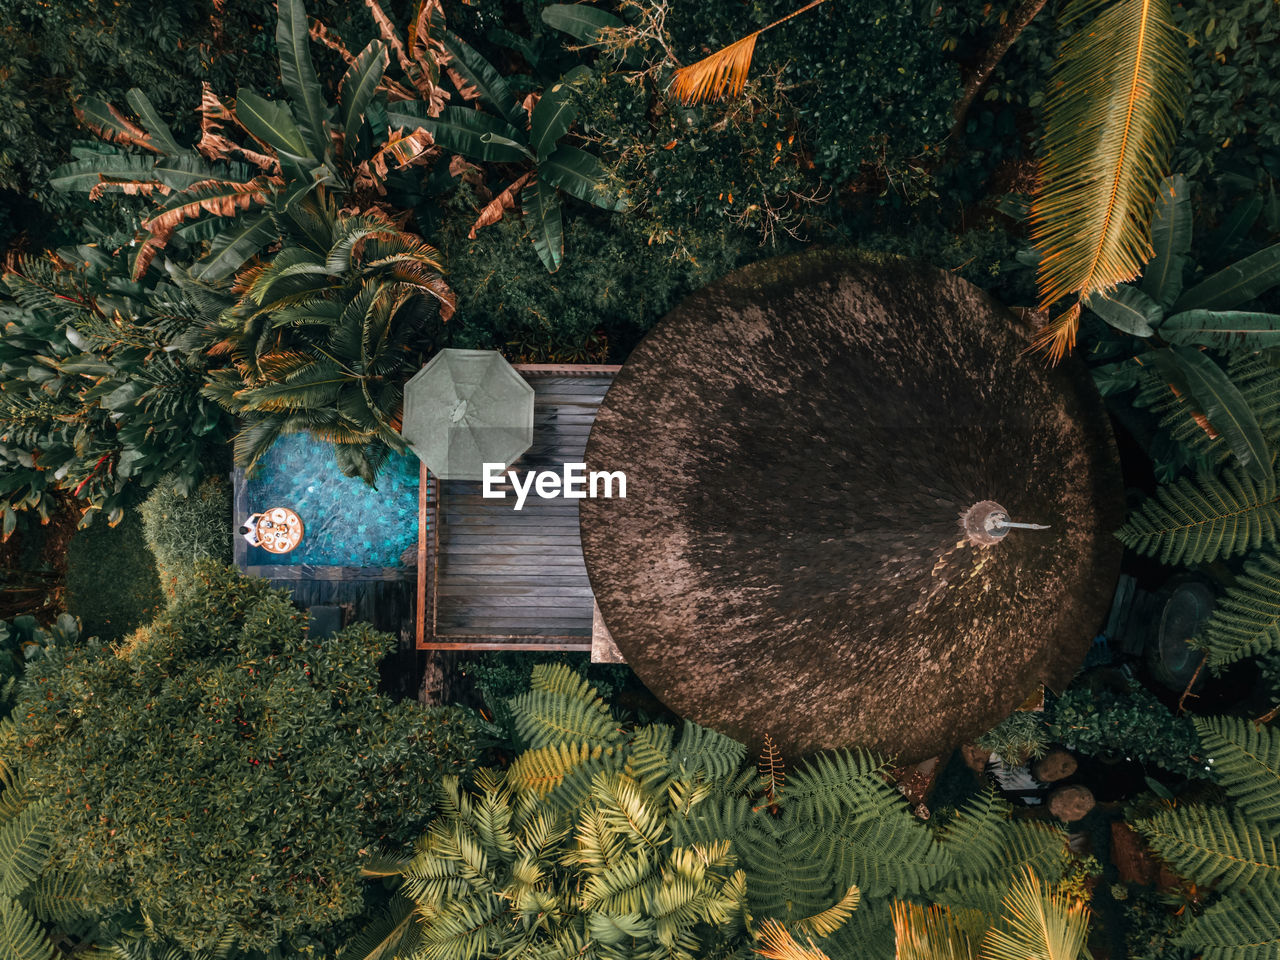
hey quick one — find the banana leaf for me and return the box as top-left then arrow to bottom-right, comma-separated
124,88 -> 185,155
1172,242 -> 1280,312
1159,310 -> 1280,352
340,41 -> 389,145
522,176 -> 564,273
235,90 -> 315,165
531,66 -> 590,161
277,0 -> 330,160
48,154 -> 159,192
1087,284 -> 1162,337
1156,346 -> 1271,481
540,4 -> 626,43
415,107 -> 530,163
190,213 -> 279,283
541,144 -> 626,211
440,31 -> 526,128
1141,174 -> 1191,308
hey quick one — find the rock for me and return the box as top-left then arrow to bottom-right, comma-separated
1049,784 -> 1096,822
961,743 -> 992,773
1033,748 -> 1078,783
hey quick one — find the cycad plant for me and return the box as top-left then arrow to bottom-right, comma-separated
1132,716 -> 1280,958
1030,0 -> 1190,361
50,0 -> 450,282
202,189 -> 452,483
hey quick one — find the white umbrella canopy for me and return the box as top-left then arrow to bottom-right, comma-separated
401,349 -> 534,480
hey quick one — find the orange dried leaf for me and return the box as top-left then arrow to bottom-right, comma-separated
468,172 -> 532,239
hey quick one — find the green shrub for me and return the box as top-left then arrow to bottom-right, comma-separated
3,562 -> 486,955
139,475 -> 232,602
1050,680 -> 1206,779
440,199 -> 760,360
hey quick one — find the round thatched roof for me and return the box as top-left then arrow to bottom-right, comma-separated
579,250 -> 1123,762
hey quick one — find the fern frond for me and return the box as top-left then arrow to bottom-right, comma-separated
1031,0 -> 1189,314
1200,551 -> 1280,668
0,894 -> 56,960
753,918 -> 831,960
336,896 -> 420,960
1135,804 -> 1280,889
0,800 -> 50,897
1116,464 -> 1280,565
509,667 -> 622,749
1179,883 -> 1280,960
669,0 -> 831,104
1193,716 -> 1280,826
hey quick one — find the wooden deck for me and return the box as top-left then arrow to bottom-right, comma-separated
417,366 -> 618,651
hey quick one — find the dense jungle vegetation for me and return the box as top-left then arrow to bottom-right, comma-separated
1,0 -> 1280,957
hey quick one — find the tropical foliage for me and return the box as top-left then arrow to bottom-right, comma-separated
48,0 -> 454,284
0,242 -> 231,538
1,562 -> 486,954
201,189 -> 451,482
414,32 -> 627,273
1030,0 -> 1190,360
340,665 -> 1077,960
1133,716 -> 1280,958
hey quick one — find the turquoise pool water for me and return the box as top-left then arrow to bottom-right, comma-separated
242,434 -> 420,567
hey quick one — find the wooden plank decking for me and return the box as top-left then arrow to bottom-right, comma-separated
417,367 -> 618,650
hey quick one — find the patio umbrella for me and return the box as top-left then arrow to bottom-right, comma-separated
579,249 -> 1125,762
401,349 -> 534,480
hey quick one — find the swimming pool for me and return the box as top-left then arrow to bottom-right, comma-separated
236,433 -> 421,568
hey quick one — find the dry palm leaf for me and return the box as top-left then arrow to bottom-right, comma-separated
891,901 -> 983,960
670,0 -> 830,104
309,20 -> 357,65
754,920 -> 832,960
88,179 -> 170,202
1029,0 -> 1188,362
468,172 -> 533,239
796,885 -> 860,938
142,176 -> 281,235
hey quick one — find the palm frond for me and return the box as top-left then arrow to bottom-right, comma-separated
981,869 -> 1089,960
753,918 -> 831,960
891,901 -> 982,960
669,0 -> 831,104
1030,0 -> 1189,353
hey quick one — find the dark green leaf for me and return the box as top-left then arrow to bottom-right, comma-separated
191,214 -> 279,283
1160,310 -> 1280,352
1172,242 -> 1280,312
1141,174 -> 1191,308
1167,345 -> 1270,481
235,90 -> 315,164
530,67 -> 589,161
1207,195 -> 1264,252
124,88 -> 185,155
540,4 -> 626,43
416,107 -> 529,163
48,154 -> 158,193
340,41 -> 389,146
541,144 -> 626,211
277,0 -> 330,159
440,32 -> 525,128
522,177 -> 564,273
1087,284 -> 1162,337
